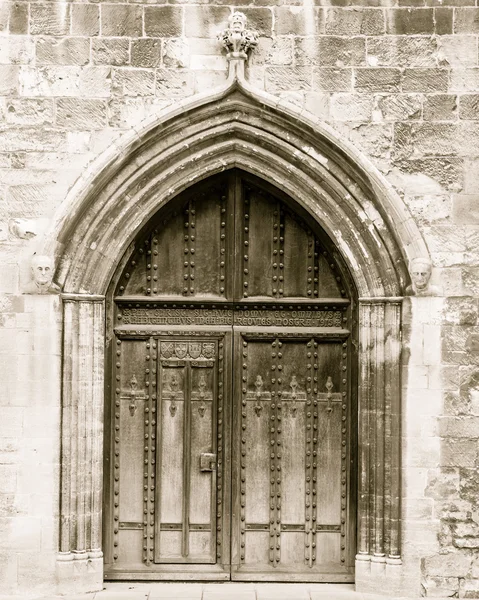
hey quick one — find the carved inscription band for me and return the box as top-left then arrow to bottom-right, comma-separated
119,308 -> 344,328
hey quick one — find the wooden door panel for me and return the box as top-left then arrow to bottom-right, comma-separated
112,339 -> 151,567
233,333 -> 352,579
155,339 -> 218,564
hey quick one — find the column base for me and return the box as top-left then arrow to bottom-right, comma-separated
56,552 -> 103,595
355,554 -> 419,597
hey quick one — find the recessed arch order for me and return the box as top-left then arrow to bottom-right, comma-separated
52,80 -> 422,591
51,80 -> 425,298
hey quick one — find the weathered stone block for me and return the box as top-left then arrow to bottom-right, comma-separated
451,69 -> 479,93
6,183 -> 60,217
5,99 -> 54,126
455,7 -> 479,33
101,5 -> 142,37
394,123 -> 459,158
444,391 -> 470,416
92,39 -> 129,67
56,99 -> 108,130
190,55 -> 226,71
17,550 -> 56,594
8,2 -> 28,35
402,68 -> 449,92
386,8 -> 435,34
0,65 -> 18,95
71,3 -> 99,37
404,194 -> 452,225
0,37 -> 34,65
393,157 -> 464,193
313,68 -> 352,92
444,297 -> 479,326
275,6 -> 320,36
438,35 -> 478,67
163,38 -> 190,69
453,195 -> 479,225
36,38 -> 90,67
377,94 -> 422,120
156,69 -> 194,99
441,439 -> 478,467
78,67 -> 112,98
194,69 -> 228,93
404,431 -> 440,466
30,3 -> 70,36
18,65 -> 71,97
265,67 -> 312,93
438,416 -> 479,438
404,497 -> 435,519
240,8 -> 273,37
184,7 -> 230,38
436,7 -> 454,34
331,94 -> 373,120
0,465 -> 17,494
252,37 -> 293,67
459,95 -> 479,120
346,122 -> 393,160
304,92 -> 330,119
354,68 -> 401,92
0,550 -> 17,595
422,576 -> 460,598
293,37 -> 320,67
423,95 -> 457,121
324,8 -> 385,35
131,39 -> 162,69
460,578 -> 479,598
367,36 -> 438,67
318,36 -> 365,67
424,551 -> 472,577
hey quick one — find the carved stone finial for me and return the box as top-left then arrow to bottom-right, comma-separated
24,255 -> 60,295
405,257 -> 440,297
219,11 -> 258,80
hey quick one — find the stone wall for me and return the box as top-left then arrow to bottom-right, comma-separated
0,0 -> 478,597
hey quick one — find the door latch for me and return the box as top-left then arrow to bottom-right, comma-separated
200,453 -> 217,472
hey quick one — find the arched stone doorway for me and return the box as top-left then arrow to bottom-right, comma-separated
52,81 -> 425,594
103,169 -> 357,581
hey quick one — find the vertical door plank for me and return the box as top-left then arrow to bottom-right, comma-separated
190,366 -> 214,524
156,209 -> 187,296
282,213 -> 310,298
243,190 -> 274,298
194,191 -> 223,296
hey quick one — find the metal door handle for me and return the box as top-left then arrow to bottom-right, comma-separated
200,453 -> 217,472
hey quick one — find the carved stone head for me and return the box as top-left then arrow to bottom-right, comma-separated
410,257 -> 432,293
25,255 -> 59,294
230,11 -> 246,33
32,255 -> 54,285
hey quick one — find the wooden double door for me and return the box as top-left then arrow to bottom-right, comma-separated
104,171 -> 356,581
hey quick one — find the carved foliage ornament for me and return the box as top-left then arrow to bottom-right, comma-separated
219,11 -> 258,58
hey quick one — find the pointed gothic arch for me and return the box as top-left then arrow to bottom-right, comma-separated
53,80 -> 424,593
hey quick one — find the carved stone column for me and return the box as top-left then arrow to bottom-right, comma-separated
57,294 -> 105,594
356,299 -> 402,586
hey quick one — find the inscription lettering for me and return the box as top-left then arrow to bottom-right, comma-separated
119,308 -> 343,328
234,310 -> 342,328
122,308 -> 233,326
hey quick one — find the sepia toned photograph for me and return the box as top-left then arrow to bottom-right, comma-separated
0,2 -> 478,599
